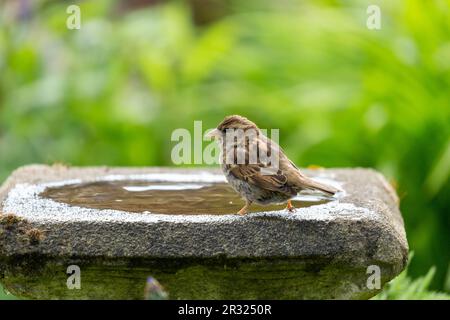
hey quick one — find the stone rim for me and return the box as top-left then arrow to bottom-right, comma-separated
0,165 -> 408,267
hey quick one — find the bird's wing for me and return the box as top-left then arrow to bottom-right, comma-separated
229,164 -> 288,192
224,140 -> 290,192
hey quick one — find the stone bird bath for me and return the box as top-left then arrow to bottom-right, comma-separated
0,165 -> 408,299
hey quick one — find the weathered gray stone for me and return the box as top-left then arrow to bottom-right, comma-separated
0,164 -> 408,299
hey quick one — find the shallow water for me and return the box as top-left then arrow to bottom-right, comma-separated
40,180 -> 333,215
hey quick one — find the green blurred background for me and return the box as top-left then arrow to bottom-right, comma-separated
0,0 -> 449,299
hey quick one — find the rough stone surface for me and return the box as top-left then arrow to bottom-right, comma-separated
0,164 -> 408,300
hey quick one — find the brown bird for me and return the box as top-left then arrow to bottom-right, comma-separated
205,115 -> 339,215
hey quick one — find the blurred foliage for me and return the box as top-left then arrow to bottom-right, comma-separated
0,284 -> 17,300
376,268 -> 450,300
374,253 -> 450,299
0,0 -> 449,296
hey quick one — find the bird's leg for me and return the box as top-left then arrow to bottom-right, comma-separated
286,200 -> 295,212
237,200 -> 252,215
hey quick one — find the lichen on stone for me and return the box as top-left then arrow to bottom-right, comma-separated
0,213 -> 23,228
25,228 -> 45,245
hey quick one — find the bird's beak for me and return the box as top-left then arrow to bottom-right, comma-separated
205,128 -> 221,140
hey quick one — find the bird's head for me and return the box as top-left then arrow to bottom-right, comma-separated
205,115 -> 258,140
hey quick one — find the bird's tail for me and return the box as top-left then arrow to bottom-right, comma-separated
302,178 -> 339,196
293,171 -> 339,196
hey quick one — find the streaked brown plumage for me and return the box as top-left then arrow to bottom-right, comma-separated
205,115 -> 339,215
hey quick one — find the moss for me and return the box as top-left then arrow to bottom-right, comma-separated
0,214 -> 45,254
0,256 -> 393,300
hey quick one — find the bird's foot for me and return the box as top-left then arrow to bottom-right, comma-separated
286,200 -> 295,213
237,207 -> 248,215
237,201 -> 251,215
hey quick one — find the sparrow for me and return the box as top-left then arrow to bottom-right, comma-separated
205,115 -> 339,215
